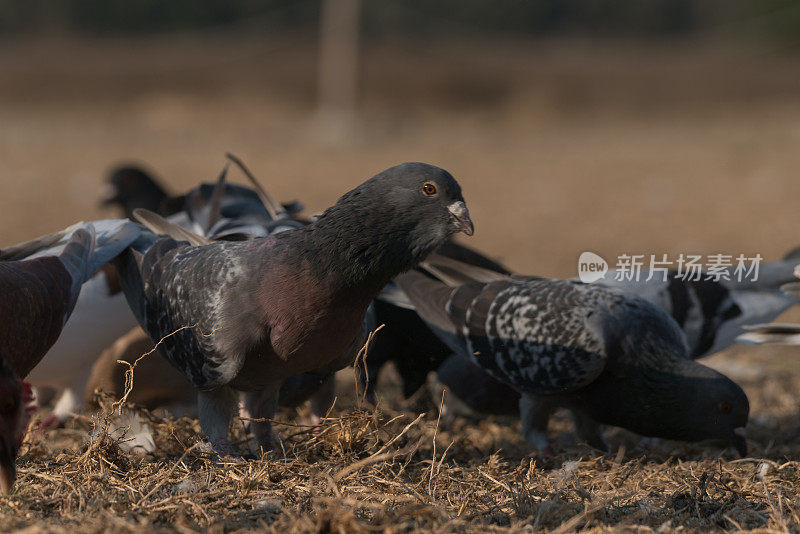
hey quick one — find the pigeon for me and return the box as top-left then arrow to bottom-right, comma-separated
395,255 -> 749,455
597,259 -> 799,359
736,265 -> 800,345
0,219 -> 142,491
113,162 -> 474,455
93,161 -> 339,430
101,161 -> 305,225
373,241 -> 800,410
35,161 -> 306,430
100,165 -> 179,218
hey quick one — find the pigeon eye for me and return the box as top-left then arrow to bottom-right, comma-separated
422,183 -> 437,196
718,401 -> 732,414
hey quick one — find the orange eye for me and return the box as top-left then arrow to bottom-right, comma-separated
718,401 -> 732,414
422,183 -> 437,196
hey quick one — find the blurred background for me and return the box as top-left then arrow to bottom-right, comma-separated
1,0 -> 800,282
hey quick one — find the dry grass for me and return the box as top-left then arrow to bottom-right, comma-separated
1,352 -> 798,533
3,34 -> 800,532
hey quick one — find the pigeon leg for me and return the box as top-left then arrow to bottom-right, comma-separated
309,376 -> 336,426
570,410 -> 608,451
520,394 -> 555,455
198,386 -> 238,457
242,384 -> 281,456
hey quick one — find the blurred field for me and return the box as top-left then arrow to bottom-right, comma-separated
3,34 -> 800,532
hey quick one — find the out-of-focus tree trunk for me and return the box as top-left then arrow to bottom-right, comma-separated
317,0 -> 361,142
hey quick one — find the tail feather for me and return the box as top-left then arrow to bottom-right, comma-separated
54,219 -> 142,315
737,323 -> 800,345
423,253 -> 512,285
0,222 -> 82,261
781,282 -> 800,299
225,153 -> 287,220
57,227 -> 96,313
134,208 -> 211,247
725,260 -> 800,292
79,219 -> 143,282
112,247 -> 148,326
375,282 -> 415,310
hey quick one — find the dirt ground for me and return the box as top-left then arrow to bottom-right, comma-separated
3,34 -> 800,532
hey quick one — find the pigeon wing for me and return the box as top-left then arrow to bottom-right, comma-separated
135,239 -> 259,389
396,270 -> 610,395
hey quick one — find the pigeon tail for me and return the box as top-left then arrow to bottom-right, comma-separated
737,323 -> 800,345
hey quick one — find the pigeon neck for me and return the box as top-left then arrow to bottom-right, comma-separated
295,209 -> 431,296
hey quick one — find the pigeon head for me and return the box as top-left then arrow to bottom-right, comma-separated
336,162 -> 473,237
643,363 -> 749,455
101,166 -> 168,218
583,359 -> 749,456
304,162 -> 473,289
0,361 -> 25,494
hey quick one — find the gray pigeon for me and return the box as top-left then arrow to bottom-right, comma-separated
597,259 -> 799,359
395,255 -> 749,455
114,162 -> 474,456
736,265 -> 800,345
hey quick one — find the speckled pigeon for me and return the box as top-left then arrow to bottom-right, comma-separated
0,219 -> 142,491
373,242 -> 799,409
114,162 -> 474,455
395,255 -> 749,455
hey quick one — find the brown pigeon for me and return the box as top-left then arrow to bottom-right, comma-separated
114,162 -> 474,455
0,219 -> 142,491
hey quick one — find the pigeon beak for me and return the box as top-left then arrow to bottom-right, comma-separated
732,426 -> 747,457
0,439 -> 16,495
447,201 -> 474,236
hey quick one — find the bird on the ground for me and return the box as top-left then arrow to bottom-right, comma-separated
34,160 -> 307,430
101,162 -> 304,225
395,255 -> 749,455
113,162 -> 474,456
431,257 -> 800,429
370,242 -> 800,407
94,161 -> 338,426
0,219 -> 142,492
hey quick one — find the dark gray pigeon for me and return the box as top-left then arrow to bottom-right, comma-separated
373,243 -> 798,410
101,161 -> 305,228
114,162 -> 474,455
395,255 -> 749,456
98,162 -> 334,428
